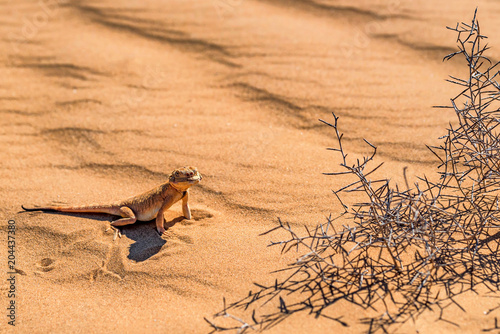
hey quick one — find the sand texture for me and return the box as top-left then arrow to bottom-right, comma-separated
2,0 -> 500,333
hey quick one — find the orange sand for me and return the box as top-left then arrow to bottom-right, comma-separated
2,0 -> 500,333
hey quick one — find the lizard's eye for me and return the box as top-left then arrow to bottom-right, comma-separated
175,171 -> 180,177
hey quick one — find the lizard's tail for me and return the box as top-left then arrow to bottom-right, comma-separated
21,204 -> 117,215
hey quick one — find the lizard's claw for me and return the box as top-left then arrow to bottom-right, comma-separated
157,227 -> 166,236
106,226 -> 122,240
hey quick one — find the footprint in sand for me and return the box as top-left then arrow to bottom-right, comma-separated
162,208 -> 215,243
171,208 -> 212,227
162,230 -> 194,244
37,258 -> 55,272
190,208 -> 214,221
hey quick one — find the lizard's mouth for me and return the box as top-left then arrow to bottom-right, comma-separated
187,175 -> 202,182
172,173 -> 202,184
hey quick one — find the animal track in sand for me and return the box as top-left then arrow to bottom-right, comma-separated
160,208 -> 215,243
37,257 -> 55,272
90,245 -> 125,281
190,208 -> 214,221
162,230 -> 193,245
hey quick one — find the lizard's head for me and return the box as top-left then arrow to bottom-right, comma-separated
169,166 -> 202,190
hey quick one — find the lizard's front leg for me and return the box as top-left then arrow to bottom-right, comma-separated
182,190 -> 191,220
156,205 -> 167,236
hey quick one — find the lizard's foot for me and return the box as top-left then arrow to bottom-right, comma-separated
157,227 -> 166,236
106,226 -> 122,241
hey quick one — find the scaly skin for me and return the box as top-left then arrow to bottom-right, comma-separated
22,166 -> 202,237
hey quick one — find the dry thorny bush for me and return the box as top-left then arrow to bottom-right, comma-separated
206,11 -> 500,333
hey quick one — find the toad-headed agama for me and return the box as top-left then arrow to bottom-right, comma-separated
22,166 -> 202,238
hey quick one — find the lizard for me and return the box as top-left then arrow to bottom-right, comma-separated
21,166 -> 202,238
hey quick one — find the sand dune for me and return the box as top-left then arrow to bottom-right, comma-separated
2,0 -> 500,332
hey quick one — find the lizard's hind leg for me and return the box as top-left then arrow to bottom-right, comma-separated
108,207 -> 137,240
111,206 -> 137,226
